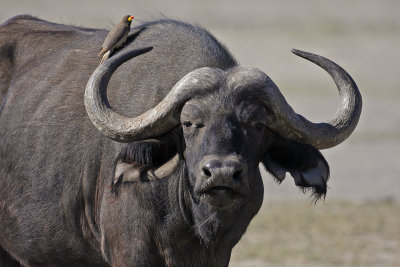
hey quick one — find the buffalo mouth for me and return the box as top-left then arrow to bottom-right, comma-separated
196,184 -> 248,209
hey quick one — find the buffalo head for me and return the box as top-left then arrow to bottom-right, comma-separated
84,47 -> 361,246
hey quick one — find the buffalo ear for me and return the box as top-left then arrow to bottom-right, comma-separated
113,161 -> 144,184
112,135 -> 180,185
113,154 -> 180,185
262,138 -> 330,200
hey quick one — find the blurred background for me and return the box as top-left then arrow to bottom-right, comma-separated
1,0 -> 399,266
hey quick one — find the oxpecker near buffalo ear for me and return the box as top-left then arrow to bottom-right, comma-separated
98,15 -> 134,64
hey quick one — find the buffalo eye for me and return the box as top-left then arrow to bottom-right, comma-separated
251,121 -> 266,131
183,121 -> 192,128
182,121 -> 204,128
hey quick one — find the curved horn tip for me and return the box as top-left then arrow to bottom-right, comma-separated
102,46 -> 154,67
137,46 -> 154,53
291,48 -> 312,58
291,48 -> 301,54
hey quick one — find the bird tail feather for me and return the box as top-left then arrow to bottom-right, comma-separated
100,51 -> 111,64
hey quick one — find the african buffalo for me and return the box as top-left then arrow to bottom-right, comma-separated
0,15 -> 361,266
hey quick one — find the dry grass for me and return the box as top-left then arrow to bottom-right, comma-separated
231,201 -> 400,266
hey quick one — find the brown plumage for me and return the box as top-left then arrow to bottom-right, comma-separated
98,15 -> 134,64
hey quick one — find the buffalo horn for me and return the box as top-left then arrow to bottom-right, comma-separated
230,49 -> 362,149
84,47 -> 223,142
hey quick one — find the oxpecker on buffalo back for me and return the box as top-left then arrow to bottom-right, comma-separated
98,15 -> 134,64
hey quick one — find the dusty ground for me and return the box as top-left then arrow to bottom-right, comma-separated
1,0 -> 399,266
231,201 -> 400,267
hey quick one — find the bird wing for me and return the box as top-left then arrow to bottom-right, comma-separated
99,24 -> 129,56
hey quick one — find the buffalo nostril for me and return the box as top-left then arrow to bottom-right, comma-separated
202,167 -> 212,177
202,159 -> 221,178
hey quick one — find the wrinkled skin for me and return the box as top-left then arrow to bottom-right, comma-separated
0,15 -> 338,267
